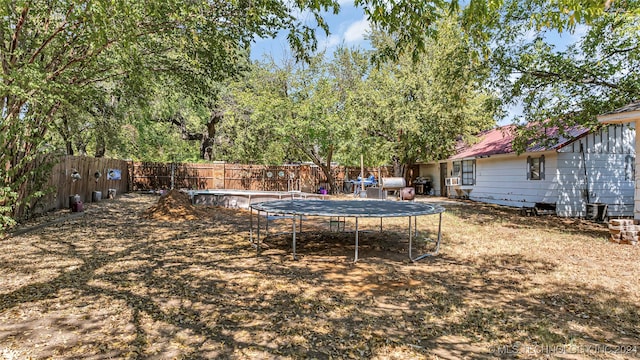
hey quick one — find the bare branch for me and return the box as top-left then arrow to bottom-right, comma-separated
28,4 -> 74,64
9,5 -> 30,66
514,66 -> 620,89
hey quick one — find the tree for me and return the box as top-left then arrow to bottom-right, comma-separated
355,0 -> 638,150
353,18 -> 497,181
2,0 -> 630,228
222,49 -> 367,193
286,48 -> 370,193
356,0 -> 633,63
219,59 -> 296,164
487,0 -> 640,150
0,0 -> 342,227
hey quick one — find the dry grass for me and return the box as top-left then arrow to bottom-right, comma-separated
1,193 -> 639,359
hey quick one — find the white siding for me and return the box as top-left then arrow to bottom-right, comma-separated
557,124 -> 635,217
455,124 -> 635,218
636,120 -> 640,220
466,152 -> 559,208
556,153 -> 633,216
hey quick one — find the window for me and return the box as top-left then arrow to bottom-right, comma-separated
462,160 -> 475,185
452,162 -> 461,177
527,155 -> 545,180
453,160 -> 475,185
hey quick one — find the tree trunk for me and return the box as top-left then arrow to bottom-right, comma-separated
169,109 -> 222,161
324,146 -> 338,194
403,160 -> 415,186
200,136 -> 214,161
65,141 -> 74,156
392,155 -> 416,186
94,136 -> 106,157
318,163 -> 339,195
392,155 -> 404,177
201,110 -> 222,161
56,116 -> 74,155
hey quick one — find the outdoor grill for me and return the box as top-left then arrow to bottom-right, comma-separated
381,177 -> 405,191
380,177 -> 408,199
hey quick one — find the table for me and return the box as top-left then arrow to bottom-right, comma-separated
349,176 -> 377,195
250,199 -> 445,262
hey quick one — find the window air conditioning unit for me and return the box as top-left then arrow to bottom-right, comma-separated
445,177 -> 460,186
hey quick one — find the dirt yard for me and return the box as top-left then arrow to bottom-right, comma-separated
1,191 -> 639,359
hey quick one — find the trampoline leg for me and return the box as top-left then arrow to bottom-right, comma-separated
256,211 -> 261,254
354,217 -> 359,263
409,213 -> 443,262
380,218 -> 383,232
434,212 -> 443,254
250,208 -> 253,245
257,210 -> 261,252
250,209 -> 260,254
292,215 -> 297,261
408,216 -> 413,259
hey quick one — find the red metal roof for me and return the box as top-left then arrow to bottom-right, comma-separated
451,123 -> 590,160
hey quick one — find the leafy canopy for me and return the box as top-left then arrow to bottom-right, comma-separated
485,0 -> 640,150
352,17 -> 497,177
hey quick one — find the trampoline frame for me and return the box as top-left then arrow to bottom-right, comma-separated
249,199 -> 445,262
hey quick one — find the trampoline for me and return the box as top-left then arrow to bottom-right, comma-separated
250,199 -> 445,262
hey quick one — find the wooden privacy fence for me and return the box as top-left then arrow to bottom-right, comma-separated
24,157 -> 393,218
130,162 -> 222,191
223,164 -> 307,192
33,156 -> 130,214
130,162 -> 393,194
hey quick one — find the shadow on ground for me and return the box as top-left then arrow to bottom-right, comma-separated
0,193 -> 637,359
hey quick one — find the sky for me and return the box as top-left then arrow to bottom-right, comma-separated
250,1 -> 371,63
250,2 -> 587,125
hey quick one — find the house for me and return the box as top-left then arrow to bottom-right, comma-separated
597,101 -> 640,220
416,122 -> 636,218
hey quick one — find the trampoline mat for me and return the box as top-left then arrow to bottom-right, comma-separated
251,199 -> 445,218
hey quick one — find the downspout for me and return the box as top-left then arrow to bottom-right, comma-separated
580,143 -> 590,204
